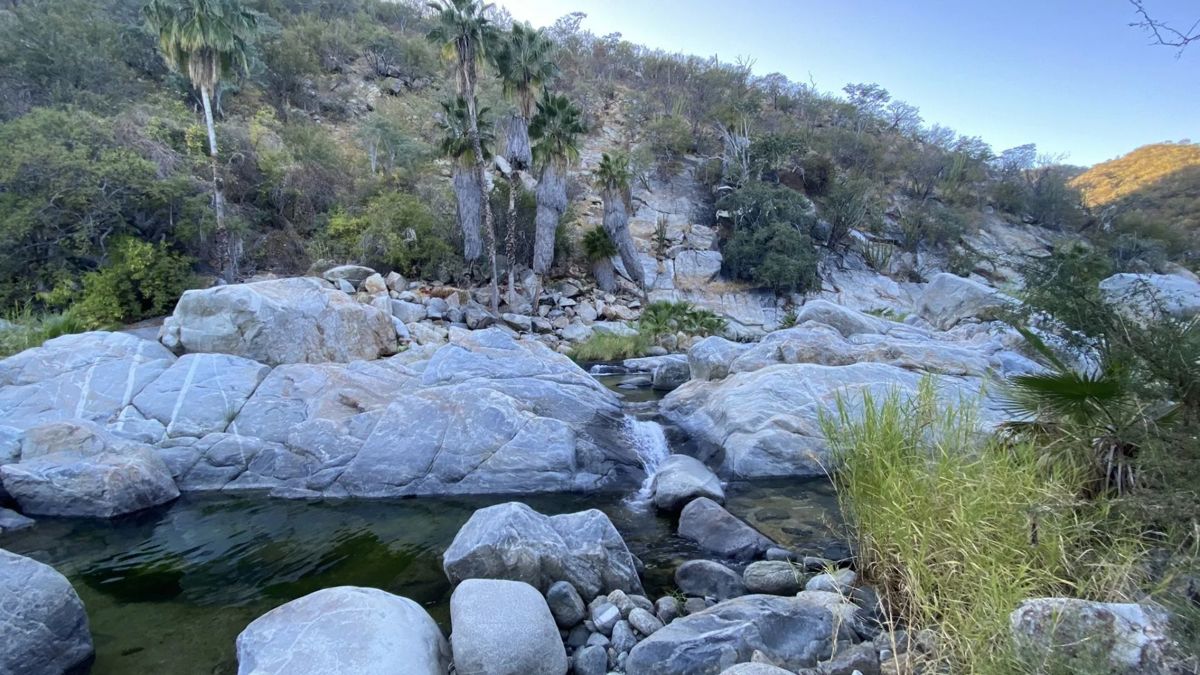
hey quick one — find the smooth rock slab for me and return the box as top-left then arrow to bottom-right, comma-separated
450,579 -> 568,675
1100,273 -> 1200,320
916,273 -> 1014,330
1010,597 -> 1172,674
678,497 -> 774,561
236,586 -> 448,675
626,595 -> 854,674
443,502 -> 644,597
0,549 -> 93,675
1,446 -> 179,517
651,455 -> 725,512
130,353 -> 269,438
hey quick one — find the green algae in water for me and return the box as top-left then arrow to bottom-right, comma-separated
0,482 -> 841,675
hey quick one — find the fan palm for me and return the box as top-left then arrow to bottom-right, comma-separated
438,97 -> 493,263
529,91 -> 585,274
581,226 -> 618,292
594,152 -> 644,286
427,0 -> 500,310
492,22 -> 557,169
144,0 -> 260,283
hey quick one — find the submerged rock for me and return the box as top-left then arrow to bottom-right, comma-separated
650,454 -> 724,512
677,497 -> 774,561
450,578 -> 568,675
1010,597 -> 1172,674
235,586 -> 448,675
0,506 -> 35,533
160,277 -> 397,365
443,502 -> 644,597
0,549 -> 93,675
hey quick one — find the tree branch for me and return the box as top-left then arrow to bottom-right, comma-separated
1129,0 -> 1200,55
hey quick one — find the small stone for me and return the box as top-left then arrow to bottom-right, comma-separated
573,644 -> 607,675
682,597 -> 708,615
805,568 -> 857,594
565,624 -> 590,648
628,607 -> 664,636
816,641 -> 878,675
546,580 -> 586,628
654,596 -> 681,624
629,594 -> 654,613
607,589 -> 634,617
675,560 -> 745,601
743,560 -> 805,595
385,271 -> 405,291
585,632 -> 609,648
610,619 -> 637,654
361,273 -> 388,295
765,547 -> 798,562
590,601 -> 621,636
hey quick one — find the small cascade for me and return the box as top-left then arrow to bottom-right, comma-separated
625,416 -> 671,507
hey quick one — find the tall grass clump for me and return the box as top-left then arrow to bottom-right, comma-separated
568,331 -> 650,362
0,305 -> 88,358
821,379 -> 1143,674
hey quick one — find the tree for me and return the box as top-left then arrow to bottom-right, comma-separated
428,0 -> 500,310
529,91 -> 585,275
491,21 -> 557,170
144,0 -> 260,283
594,152 -> 644,287
1129,1 -> 1199,54
438,96 -> 493,264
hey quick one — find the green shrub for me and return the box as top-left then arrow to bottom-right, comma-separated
798,153 -> 835,195
638,301 -> 725,343
0,305 -> 89,358
821,381 -> 1142,674
581,226 -> 617,261
644,114 -> 692,174
899,202 -> 969,252
724,223 -> 820,294
73,237 -> 195,328
326,192 -> 458,279
716,181 -> 814,233
568,331 -> 650,362
821,175 -> 880,248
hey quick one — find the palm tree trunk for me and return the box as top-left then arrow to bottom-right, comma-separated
533,163 -> 565,275
505,177 -> 518,309
505,113 -> 532,170
200,86 -> 233,283
453,165 -> 483,261
592,258 -> 617,292
602,189 -> 644,287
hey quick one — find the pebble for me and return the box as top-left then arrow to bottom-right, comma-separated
628,607 -> 664,636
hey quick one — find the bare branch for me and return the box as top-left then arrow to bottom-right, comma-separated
1129,0 -> 1200,56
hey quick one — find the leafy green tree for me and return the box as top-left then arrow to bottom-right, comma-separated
491,22 -> 557,170
594,152 -> 644,287
716,181 -> 814,233
326,192 -> 457,279
74,237 -> 196,328
144,0 -> 262,282
529,91 -> 585,274
427,0 -> 500,309
723,222 -> 819,294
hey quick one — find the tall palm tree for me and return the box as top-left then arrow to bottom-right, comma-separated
144,0 -> 260,283
595,152 -> 644,286
491,22 -> 557,170
529,91 -> 585,275
427,0 -> 500,311
438,97 -> 493,264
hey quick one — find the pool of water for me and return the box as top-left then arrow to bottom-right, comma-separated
0,480 -> 842,675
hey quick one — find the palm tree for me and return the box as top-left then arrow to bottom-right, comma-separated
438,97 -> 493,264
427,0 -> 500,311
582,226 -> 618,292
144,0 -> 260,283
595,152 -> 644,286
529,91 -> 585,275
491,22 -> 557,170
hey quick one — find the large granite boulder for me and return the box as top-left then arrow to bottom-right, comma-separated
1,444 -> 179,517
1099,273 -> 1200,320
160,277 -> 398,365
625,595 -> 856,674
916,273 -> 1014,330
1010,598 -> 1172,674
678,497 -> 774,561
235,586 -> 449,675
0,332 -> 175,428
450,579 -> 568,675
650,455 -> 724,512
687,336 -> 750,381
0,550 -> 93,675
443,502 -> 644,597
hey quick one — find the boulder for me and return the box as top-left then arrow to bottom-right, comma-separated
1100,273 -> 1200,320
0,506 -> 35,533
916,273 -> 1014,330
675,560 -> 745,601
321,264 -> 376,286
650,455 -> 725,512
502,313 -> 534,332
743,561 -> 805,595
235,586 -> 448,675
629,607 -> 665,636
678,497 -> 774,561
0,549 -> 93,675
129,353 -> 270,439
688,336 -> 752,381
449,579 -> 568,675
389,299 -> 427,324
573,644 -> 608,675
443,502 -> 644,598
652,358 -> 692,391
16,419 -> 113,460
626,595 -> 855,674
161,277 -> 397,365
1,445 -> 179,517
673,250 -> 724,286
1010,598 -> 1172,674
546,580 -> 587,628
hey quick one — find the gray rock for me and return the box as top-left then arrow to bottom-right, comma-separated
592,321 -> 638,337
0,507 -> 35,533
0,549 -> 93,675
322,264 -> 376,286
162,277 -> 397,365
655,596 -> 681,624
629,607 -> 665,636
559,321 -> 594,342
794,299 -> 886,337
450,579 -> 568,675
16,419 -> 113,460
815,641 -> 879,675
425,297 -> 449,320
720,664 -> 793,675
609,589 -> 635,616
626,595 -> 855,674
743,561 -> 806,595
591,601 -> 621,636
360,272 -> 387,295
390,299 -> 427,324
652,358 -> 692,391
566,624 -> 591,648
630,594 -> 655,613
678,498 -> 774,561
1010,598 -> 1172,675
586,631 -> 610,648
573,644 -> 608,675
130,353 -> 269,438
688,336 -> 751,381
805,569 -> 857,594
683,597 -> 708,615
675,560 -> 745,601
1,445 -> 179,517
443,502 -> 644,598
611,619 -> 638,654
502,313 -> 534,332
916,272 -> 1014,330
547,580 -> 587,628
650,455 -> 725,512
236,586 -> 448,675
1100,273 -> 1200,320
674,250 -> 724,284
464,303 -> 496,329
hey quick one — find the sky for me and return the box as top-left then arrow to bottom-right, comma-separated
497,0 -> 1199,166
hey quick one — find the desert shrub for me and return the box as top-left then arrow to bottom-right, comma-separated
822,382 -> 1143,674
325,192 -> 458,279
724,223 -> 819,294
716,181 -> 814,232
898,202 -> 969,252
568,331 -> 650,362
798,153 -> 835,195
72,237 -> 196,328
821,175 -> 880,248
638,301 -> 725,343
644,114 -> 692,174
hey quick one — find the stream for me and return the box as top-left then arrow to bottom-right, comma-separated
0,373 -> 845,675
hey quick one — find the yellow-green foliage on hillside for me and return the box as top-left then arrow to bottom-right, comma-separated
1072,142 -> 1200,207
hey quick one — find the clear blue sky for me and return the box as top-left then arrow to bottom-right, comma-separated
499,0 -> 1198,166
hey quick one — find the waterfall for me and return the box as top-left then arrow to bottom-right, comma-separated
625,416 -> 670,507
